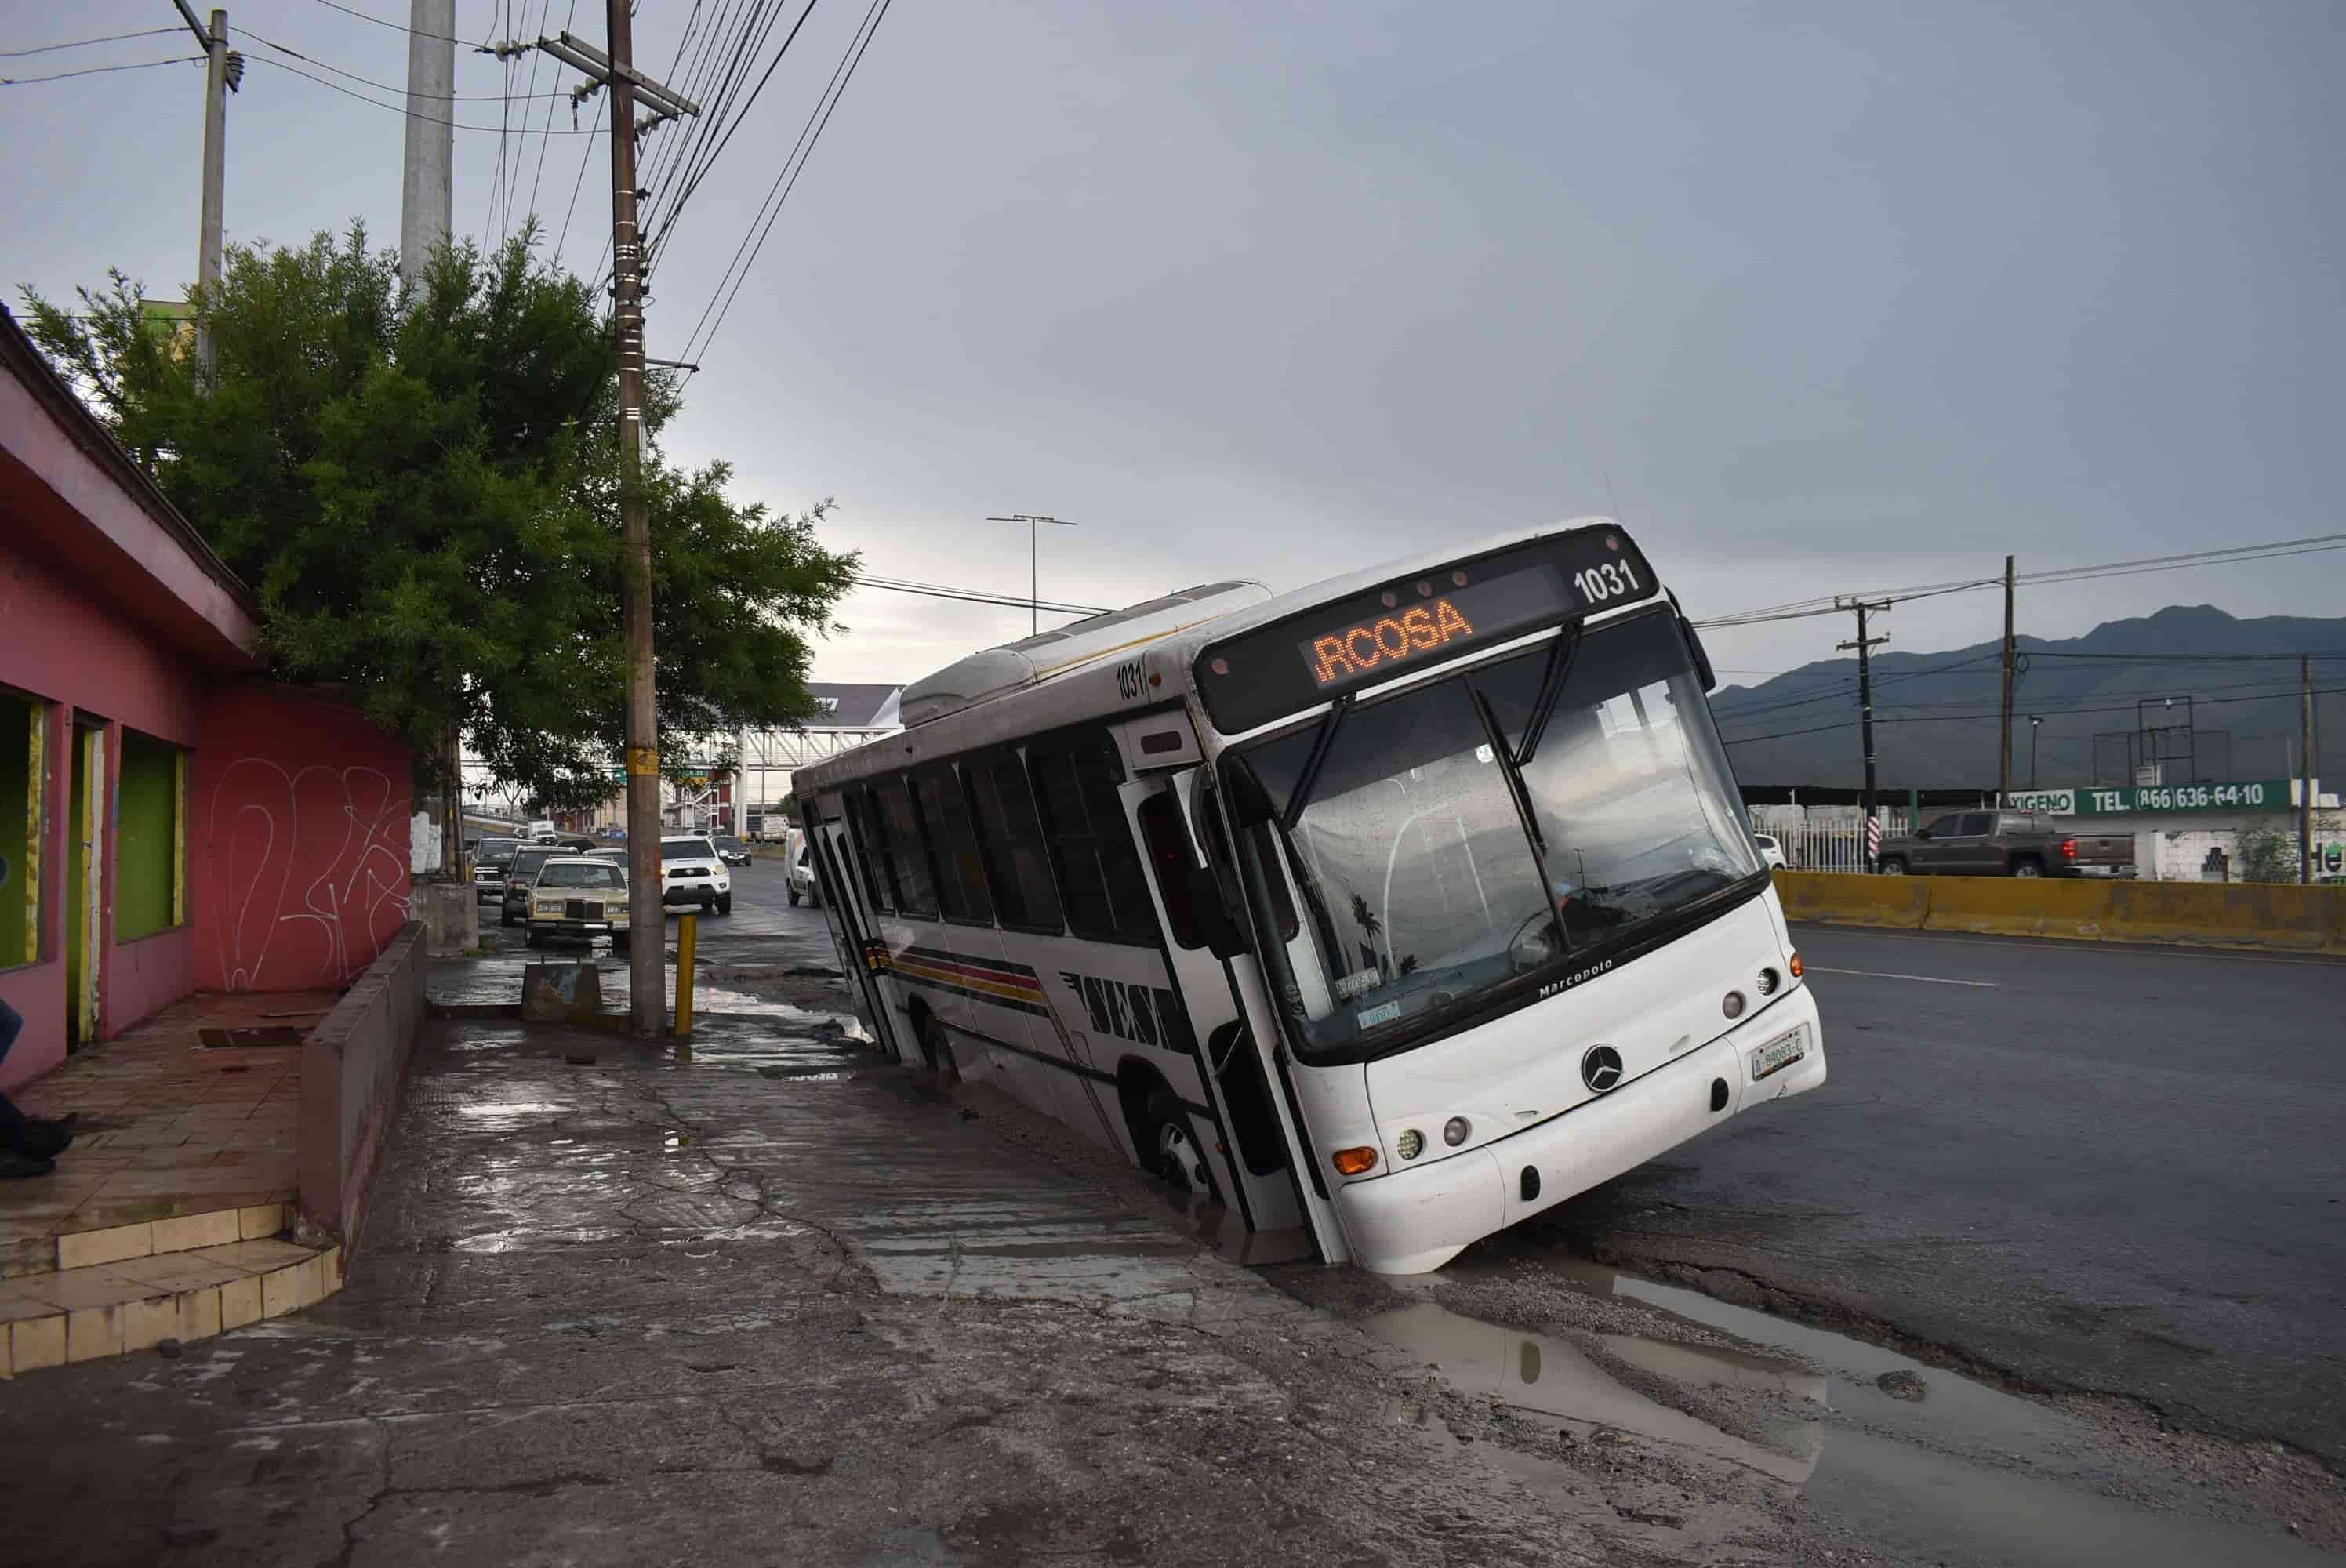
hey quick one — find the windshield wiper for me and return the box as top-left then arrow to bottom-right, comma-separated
1515,626 -> 1582,768
1469,684 -> 1569,957
1280,693 -> 1355,833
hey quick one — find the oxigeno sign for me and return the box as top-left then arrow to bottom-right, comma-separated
2003,780 -> 2291,816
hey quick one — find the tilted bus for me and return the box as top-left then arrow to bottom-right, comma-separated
794,520 -> 1825,1273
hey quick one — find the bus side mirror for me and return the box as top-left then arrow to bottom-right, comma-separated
1668,591 -> 1717,692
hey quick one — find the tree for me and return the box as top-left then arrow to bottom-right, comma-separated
20,223 -> 855,810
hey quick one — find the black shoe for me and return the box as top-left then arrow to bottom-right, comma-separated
20,1116 -> 74,1158
0,1149 -> 55,1178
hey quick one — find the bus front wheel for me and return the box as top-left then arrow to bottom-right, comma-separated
1144,1089 -> 1218,1203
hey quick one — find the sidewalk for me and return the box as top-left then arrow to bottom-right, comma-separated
0,953 -> 1827,1566
0,990 -> 318,1276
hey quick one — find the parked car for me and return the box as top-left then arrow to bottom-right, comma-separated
499,845 -> 560,926
709,834 -> 753,868
659,835 -> 732,914
785,829 -> 819,907
525,856 -> 634,952
1752,831 -> 1786,871
1876,809 -> 2134,878
474,836 -> 522,902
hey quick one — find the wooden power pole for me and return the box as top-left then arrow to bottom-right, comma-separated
1837,598 -> 1892,871
520,11 -> 701,1035
1998,554 -> 2016,806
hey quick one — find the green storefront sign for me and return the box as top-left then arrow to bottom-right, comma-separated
2002,780 -> 2291,816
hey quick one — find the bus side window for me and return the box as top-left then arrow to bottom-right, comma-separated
873,776 -> 941,918
966,753 -> 1065,933
1030,736 -> 1153,944
913,765 -> 993,925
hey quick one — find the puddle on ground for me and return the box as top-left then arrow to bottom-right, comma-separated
1370,1261 -> 2331,1568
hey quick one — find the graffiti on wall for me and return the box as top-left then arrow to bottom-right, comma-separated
206,760 -> 412,991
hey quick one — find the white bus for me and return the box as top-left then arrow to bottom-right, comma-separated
795,521 -> 1825,1274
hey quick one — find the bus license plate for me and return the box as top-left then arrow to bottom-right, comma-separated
1749,1026 -> 1807,1082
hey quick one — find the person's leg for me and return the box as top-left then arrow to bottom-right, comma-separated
0,997 -> 38,1159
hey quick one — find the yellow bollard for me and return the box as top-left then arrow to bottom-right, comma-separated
675,912 -> 697,1040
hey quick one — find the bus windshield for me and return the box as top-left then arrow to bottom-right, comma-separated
1228,607 -> 1760,1055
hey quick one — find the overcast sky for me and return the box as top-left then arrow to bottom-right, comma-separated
8,0 -> 2342,687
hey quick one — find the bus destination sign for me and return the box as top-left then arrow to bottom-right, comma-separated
1297,564 -> 1563,690
1194,526 -> 1659,735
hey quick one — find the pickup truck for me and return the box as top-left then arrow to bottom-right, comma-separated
1876,809 -> 2133,878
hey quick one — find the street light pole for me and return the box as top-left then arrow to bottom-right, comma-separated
2028,715 -> 2042,790
986,514 -> 1078,634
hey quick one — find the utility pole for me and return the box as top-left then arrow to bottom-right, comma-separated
398,0 -> 454,286
1837,598 -> 1891,871
986,514 -> 1080,635
1997,554 -> 2016,806
172,1 -> 238,380
2302,654 -> 2315,885
508,9 -> 702,1036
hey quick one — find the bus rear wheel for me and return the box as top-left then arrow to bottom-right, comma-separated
914,1010 -> 958,1086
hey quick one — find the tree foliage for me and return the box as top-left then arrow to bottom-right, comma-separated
20,223 -> 855,808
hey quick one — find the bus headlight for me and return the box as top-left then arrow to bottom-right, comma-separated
1443,1116 -> 1471,1147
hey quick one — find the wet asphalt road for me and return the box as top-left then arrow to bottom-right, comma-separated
518,869 -> 2346,1463
1503,924 -> 2346,1465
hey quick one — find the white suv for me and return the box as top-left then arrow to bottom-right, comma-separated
785,829 -> 820,907
659,836 -> 732,915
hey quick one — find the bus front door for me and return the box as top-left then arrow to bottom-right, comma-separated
809,805 -> 899,1058
1118,771 -> 1349,1266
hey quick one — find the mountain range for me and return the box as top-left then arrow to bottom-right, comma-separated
1707,606 -> 2341,791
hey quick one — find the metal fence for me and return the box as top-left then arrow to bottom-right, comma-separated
1750,806 -> 1909,873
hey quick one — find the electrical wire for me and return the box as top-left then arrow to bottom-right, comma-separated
0,56 -> 202,86
852,575 -> 1109,616
553,94 -> 608,268
1720,686 -> 2346,746
683,0 -> 893,364
523,0 -> 580,223
644,0 -> 824,271
239,53 -> 607,131
239,31 -> 567,99
1,27 -> 180,59
307,0 -> 468,45
1693,532 -> 2346,630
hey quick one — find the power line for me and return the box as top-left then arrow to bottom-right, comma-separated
1,27 -> 180,59
852,575 -> 1109,616
553,94 -> 608,267
684,0 -> 894,364
240,53 -> 606,131
1715,652 -> 2006,727
1720,684 -> 2346,747
307,0 -> 467,45
521,0 -> 579,225
1692,532 -> 2346,630
1,55 -> 202,87
241,31 -> 567,99
644,0 -> 825,271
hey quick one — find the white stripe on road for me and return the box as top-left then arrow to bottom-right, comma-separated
1807,966 -> 2000,988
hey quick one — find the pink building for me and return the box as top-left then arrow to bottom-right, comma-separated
0,306 -> 414,1094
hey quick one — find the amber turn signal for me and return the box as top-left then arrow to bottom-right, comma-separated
1331,1146 -> 1378,1176
1788,950 -> 1803,978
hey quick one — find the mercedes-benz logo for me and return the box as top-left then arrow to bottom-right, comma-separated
1582,1045 -> 1624,1094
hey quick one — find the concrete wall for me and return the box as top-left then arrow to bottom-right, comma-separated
191,684 -> 415,994
297,921 -> 427,1246
1774,869 -> 2346,952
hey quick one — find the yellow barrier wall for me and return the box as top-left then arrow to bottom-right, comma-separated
1774,869 -> 2346,954
1923,877 -> 2113,940
1771,870 -> 1929,928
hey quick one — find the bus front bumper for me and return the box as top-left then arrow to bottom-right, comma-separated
1336,987 -> 1825,1276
